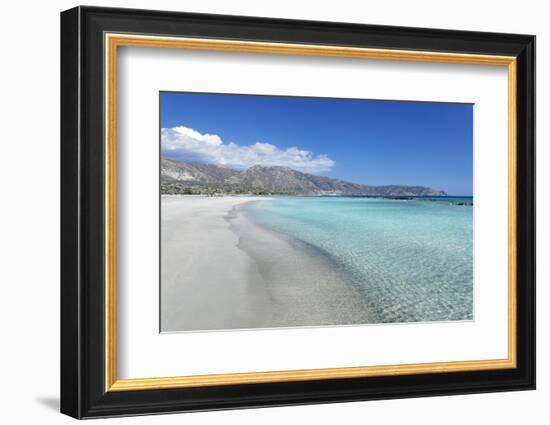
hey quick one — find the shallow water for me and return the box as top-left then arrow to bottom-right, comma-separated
243,196 -> 473,323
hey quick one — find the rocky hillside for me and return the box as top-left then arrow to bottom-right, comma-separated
161,158 -> 239,184
161,158 -> 447,196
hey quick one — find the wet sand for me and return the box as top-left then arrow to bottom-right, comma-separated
161,195 -> 370,332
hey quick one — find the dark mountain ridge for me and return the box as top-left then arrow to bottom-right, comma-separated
161,158 -> 447,196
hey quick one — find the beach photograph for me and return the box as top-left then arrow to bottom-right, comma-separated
160,92 -> 473,332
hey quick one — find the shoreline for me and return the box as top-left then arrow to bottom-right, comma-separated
160,195 -> 370,332
228,202 -> 372,329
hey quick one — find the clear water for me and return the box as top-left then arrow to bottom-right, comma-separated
242,196 -> 473,323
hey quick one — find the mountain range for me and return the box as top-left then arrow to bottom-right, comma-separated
161,158 -> 447,197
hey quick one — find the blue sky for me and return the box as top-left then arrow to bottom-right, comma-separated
161,92 -> 473,195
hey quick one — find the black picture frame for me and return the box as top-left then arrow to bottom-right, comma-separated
61,5 -> 535,419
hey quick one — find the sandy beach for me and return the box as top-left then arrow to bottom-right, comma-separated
161,195 -> 371,332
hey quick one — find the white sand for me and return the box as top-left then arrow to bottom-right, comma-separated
161,196 -> 272,332
161,195 -> 371,332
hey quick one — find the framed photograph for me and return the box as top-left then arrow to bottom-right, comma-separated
60,6 -> 535,419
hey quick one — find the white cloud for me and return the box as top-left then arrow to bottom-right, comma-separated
161,126 -> 335,174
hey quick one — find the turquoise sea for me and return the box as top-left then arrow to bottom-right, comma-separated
242,196 -> 473,323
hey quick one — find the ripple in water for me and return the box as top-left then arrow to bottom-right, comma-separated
243,196 -> 473,324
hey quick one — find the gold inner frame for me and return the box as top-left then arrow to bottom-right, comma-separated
104,33 -> 517,392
